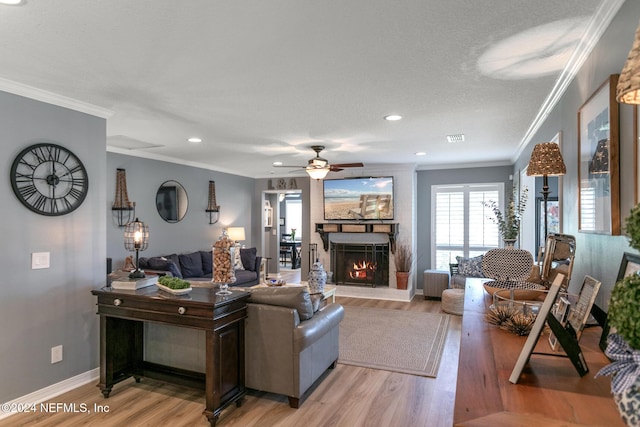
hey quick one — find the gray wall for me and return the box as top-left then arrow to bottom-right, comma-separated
416,166 -> 513,289
514,0 -> 640,308
107,152 -> 255,267
0,91 -> 106,402
106,153 -> 257,372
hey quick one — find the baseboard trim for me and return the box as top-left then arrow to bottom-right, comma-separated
0,368 -> 99,420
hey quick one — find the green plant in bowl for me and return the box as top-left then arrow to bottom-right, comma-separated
158,275 -> 191,290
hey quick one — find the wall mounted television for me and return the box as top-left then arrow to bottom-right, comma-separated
323,176 -> 394,220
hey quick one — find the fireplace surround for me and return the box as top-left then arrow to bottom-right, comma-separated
331,242 -> 389,287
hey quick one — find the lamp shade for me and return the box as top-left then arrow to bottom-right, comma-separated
306,166 -> 330,180
226,226 -> 246,242
617,21 -> 640,104
526,142 -> 566,177
124,218 -> 149,252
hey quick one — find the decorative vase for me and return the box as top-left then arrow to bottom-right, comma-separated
614,377 -> 640,426
503,239 -> 517,248
308,258 -> 327,293
396,271 -> 409,290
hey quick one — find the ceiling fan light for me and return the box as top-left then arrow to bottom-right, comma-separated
309,158 -> 328,167
306,166 -> 330,180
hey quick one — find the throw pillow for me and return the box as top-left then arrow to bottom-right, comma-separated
248,286 -> 314,320
233,244 -> 245,270
179,252 -> 204,278
240,247 -> 257,272
200,250 -> 213,275
139,257 -> 183,278
309,293 -> 323,312
456,255 -> 484,277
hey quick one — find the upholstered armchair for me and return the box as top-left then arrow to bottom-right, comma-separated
244,286 -> 345,408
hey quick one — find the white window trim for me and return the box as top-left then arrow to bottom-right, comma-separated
430,182 -> 505,269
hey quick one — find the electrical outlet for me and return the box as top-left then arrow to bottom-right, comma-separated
51,345 -> 63,364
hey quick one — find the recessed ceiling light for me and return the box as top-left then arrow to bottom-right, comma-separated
187,137 -> 202,143
273,161 -> 283,166
0,0 -> 23,4
446,134 -> 465,143
384,114 -> 402,121
415,152 -> 427,156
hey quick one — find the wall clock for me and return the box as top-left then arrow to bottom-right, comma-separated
10,143 -> 89,216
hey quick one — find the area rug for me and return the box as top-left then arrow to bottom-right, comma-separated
339,306 -> 450,377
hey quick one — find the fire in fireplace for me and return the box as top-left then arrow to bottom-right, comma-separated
332,242 -> 389,287
349,260 -> 377,280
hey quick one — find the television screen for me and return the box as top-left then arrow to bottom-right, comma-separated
323,176 -> 394,220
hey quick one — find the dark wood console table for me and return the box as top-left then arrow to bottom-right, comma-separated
91,286 -> 250,426
454,278 -> 622,426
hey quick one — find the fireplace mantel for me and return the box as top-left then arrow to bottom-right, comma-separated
315,223 -> 398,253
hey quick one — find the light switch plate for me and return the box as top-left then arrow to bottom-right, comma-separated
51,345 -> 63,364
32,252 -> 50,269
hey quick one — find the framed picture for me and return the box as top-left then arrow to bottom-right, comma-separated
549,296 -> 571,351
536,197 -> 559,250
509,276 -> 563,384
617,252 -> 640,281
577,74 -> 620,235
567,276 -> 602,340
279,217 -> 285,227
599,252 -> 640,352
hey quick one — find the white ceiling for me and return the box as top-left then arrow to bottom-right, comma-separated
0,0 -> 624,178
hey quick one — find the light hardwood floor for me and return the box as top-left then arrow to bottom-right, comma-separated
0,287 -> 460,427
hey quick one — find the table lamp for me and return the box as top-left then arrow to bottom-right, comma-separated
124,218 -> 149,278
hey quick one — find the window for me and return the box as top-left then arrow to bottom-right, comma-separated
432,183 -> 504,270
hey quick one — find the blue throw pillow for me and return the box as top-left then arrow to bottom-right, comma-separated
456,255 -> 484,277
240,247 -> 257,272
179,252 -> 204,278
143,256 -> 183,278
200,250 -> 213,275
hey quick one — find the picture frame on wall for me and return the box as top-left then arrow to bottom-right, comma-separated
577,74 -> 620,235
536,197 -> 559,250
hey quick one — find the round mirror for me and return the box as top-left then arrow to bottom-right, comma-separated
156,180 -> 188,223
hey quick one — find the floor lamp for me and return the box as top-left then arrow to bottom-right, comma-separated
527,142 -> 566,243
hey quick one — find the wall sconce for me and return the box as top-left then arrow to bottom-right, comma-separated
206,180 -> 220,224
124,218 -> 149,278
112,168 -> 135,227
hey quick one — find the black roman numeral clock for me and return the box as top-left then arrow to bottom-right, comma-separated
10,143 -> 89,216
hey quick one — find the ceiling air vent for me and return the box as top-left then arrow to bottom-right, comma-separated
446,134 -> 465,143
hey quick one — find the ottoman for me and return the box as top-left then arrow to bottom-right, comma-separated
442,288 -> 465,315
423,269 -> 450,300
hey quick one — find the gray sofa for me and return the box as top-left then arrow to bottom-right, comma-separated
138,247 -> 261,287
244,286 -> 345,408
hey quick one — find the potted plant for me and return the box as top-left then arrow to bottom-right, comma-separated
597,204 -> 640,426
483,186 -> 528,246
394,243 -> 413,290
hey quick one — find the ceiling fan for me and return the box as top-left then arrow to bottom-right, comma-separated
275,145 -> 364,179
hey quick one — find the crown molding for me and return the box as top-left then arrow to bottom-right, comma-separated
514,0 -> 626,161
0,77 -> 113,119
107,146 -> 253,178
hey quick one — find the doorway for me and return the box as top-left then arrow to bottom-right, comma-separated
261,190 -> 303,282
